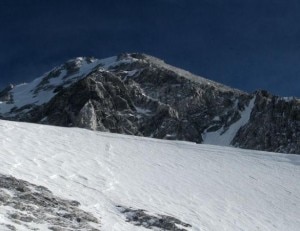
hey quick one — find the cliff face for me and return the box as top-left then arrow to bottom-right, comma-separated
232,91 -> 300,154
0,53 -> 299,154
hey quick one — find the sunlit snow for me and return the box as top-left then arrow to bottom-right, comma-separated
203,97 -> 255,146
0,120 -> 299,230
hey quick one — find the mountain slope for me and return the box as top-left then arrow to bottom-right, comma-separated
0,120 -> 299,230
0,53 -> 299,154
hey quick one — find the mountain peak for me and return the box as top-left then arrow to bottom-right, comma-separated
0,53 -> 299,154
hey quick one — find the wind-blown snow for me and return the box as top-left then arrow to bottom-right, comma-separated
203,97 -> 255,146
0,119 -> 299,230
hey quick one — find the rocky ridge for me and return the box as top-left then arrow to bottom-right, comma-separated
0,53 -> 299,154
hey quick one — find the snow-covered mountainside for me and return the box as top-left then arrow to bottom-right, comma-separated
0,53 -> 299,154
0,120 -> 299,230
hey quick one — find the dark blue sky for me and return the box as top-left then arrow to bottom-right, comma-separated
0,0 -> 300,96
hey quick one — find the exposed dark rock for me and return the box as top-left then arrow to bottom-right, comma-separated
15,55 -> 250,145
0,174 -> 100,230
0,223 -> 16,231
232,91 -> 300,154
0,53 -> 299,154
0,84 -> 14,102
117,205 -> 192,231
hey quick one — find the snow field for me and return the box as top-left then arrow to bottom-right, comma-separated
0,120 -> 299,230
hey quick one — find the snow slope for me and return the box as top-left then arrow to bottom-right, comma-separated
203,97 -> 255,146
0,120 -> 299,230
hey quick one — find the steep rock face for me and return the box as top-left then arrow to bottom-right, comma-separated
0,53 -> 299,154
232,90 -> 300,154
22,55 -> 250,144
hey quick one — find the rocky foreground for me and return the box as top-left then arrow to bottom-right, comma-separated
0,174 -> 100,230
0,174 -> 191,231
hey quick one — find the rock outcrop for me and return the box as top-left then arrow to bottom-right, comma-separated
233,90 -> 300,153
117,205 -> 192,231
0,174 -> 100,230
